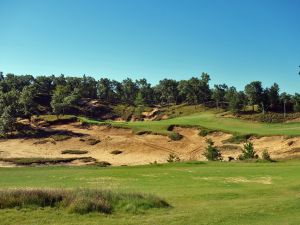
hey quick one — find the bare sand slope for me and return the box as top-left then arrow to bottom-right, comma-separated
0,123 -> 300,166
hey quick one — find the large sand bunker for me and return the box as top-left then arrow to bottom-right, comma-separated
0,122 -> 300,166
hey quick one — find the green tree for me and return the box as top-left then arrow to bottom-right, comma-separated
280,92 -> 292,117
0,106 -> 16,136
212,84 -> 228,108
203,139 -> 222,161
156,79 -> 178,105
244,81 -> 263,112
98,78 -> 114,102
19,85 -> 38,121
239,142 -> 257,160
224,87 -> 245,113
50,85 -> 79,117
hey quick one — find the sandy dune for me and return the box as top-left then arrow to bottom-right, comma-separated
0,122 -> 300,166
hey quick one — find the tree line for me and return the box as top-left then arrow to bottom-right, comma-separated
0,71 -> 299,134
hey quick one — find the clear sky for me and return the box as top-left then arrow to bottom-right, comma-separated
0,0 -> 299,93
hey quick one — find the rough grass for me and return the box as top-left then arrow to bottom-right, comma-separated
50,134 -> 72,141
222,134 -> 256,144
2,161 -> 300,224
38,115 -> 78,125
0,157 -> 96,166
61,150 -> 88,155
0,189 -> 169,214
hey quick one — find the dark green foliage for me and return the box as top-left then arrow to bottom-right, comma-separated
238,142 -> 258,160
198,128 -> 214,137
50,134 -> 71,141
61,150 -> 88,155
95,161 -> 112,167
85,138 -> 101,145
167,153 -> 180,163
203,139 -> 222,161
223,134 -> 253,144
0,189 -> 170,214
168,132 -> 183,141
110,150 -> 123,155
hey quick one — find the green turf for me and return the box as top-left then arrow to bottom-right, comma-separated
80,111 -> 300,136
1,161 -> 300,224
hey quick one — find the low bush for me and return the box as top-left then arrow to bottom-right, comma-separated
168,132 -> 183,141
238,142 -> 258,160
223,134 -> 254,144
0,189 -> 170,214
198,128 -> 214,137
96,161 -> 111,167
50,134 -> 71,142
85,138 -> 101,145
61,150 -> 88,155
110,150 -> 123,155
261,149 -> 273,162
167,153 -> 180,163
203,139 -> 223,161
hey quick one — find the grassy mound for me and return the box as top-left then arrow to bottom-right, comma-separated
0,189 -> 170,214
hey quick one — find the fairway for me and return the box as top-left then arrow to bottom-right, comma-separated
82,112 -> 300,136
1,161 -> 300,225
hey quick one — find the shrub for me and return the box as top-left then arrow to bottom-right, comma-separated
61,150 -> 88,155
238,142 -> 258,160
223,134 -> 253,144
203,139 -> 222,161
50,134 -> 71,141
96,161 -> 111,167
86,138 -> 101,145
168,132 -> 183,141
166,153 -> 180,163
110,150 -> 123,155
261,149 -> 273,162
198,128 -> 214,137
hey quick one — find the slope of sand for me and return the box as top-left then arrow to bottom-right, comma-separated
0,122 -> 300,166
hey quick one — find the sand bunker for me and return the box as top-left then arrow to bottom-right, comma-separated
0,123 -> 300,166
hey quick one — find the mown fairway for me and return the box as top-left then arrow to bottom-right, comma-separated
1,161 -> 300,225
82,112 -> 300,136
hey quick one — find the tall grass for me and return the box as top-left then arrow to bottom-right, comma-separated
0,189 -> 170,214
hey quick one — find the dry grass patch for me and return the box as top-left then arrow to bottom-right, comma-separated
0,157 -> 96,166
61,150 -> 88,155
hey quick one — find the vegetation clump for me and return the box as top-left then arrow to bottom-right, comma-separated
0,157 -> 96,166
261,149 -> 273,162
85,138 -> 101,145
238,142 -> 258,160
167,153 -> 180,163
0,189 -> 170,214
223,134 -> 254,144
96,161 -> 112,167
61,150 -> 88,155
203,139 -> 223,161
50,134 -> 71,142
198,128 -> 214,137
168,132 -> 183,141
110,150 -> 123,155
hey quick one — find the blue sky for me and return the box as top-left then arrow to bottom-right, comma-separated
0,0 -> 299,93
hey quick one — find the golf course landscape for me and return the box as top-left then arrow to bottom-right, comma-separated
1,0 -> 300,224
